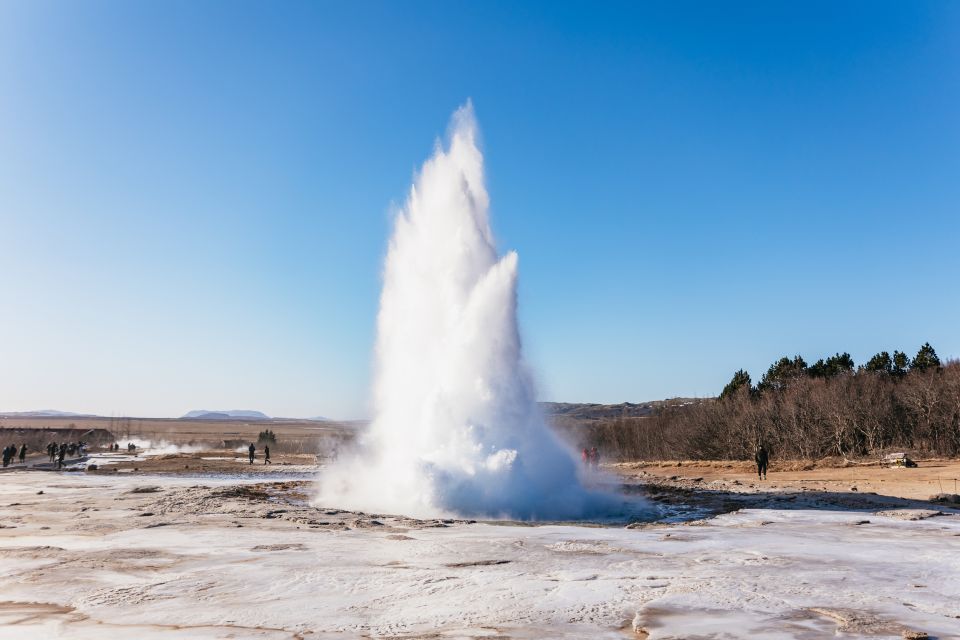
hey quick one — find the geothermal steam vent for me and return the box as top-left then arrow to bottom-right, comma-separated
318,103 -> 596,519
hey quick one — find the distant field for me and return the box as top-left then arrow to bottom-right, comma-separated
0,416 -> 360,454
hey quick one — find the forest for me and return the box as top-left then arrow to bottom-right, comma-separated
584,343 -> 960,461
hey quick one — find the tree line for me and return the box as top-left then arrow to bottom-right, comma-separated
579,343 -> 960,461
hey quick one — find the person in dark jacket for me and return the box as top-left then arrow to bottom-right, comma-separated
18,444 -> 26,464
248,443 -> 256,464
263,445 -> 271,465
57,443 -> 66,469
755,444 -> 769,480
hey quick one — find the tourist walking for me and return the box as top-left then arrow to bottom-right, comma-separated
755,444 -> 769,480
248,442 -> 255,464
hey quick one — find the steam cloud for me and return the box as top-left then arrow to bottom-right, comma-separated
319,103 -> 614,519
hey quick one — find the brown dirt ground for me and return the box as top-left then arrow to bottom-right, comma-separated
612,458 -> 960,502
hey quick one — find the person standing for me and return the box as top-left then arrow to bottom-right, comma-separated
755,444 -> 769,480
248,442 -> 255,464
263,445 -> 271,465
57,443 -> 66,470
18,444 -> 26,464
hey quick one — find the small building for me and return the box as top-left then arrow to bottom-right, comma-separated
883,452 -> 917,468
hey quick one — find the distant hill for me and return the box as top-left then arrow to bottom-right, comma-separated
539,399 -> 704,421
181,410 -> 271,421
539,402 -> 656,420
0,410 -> 96,418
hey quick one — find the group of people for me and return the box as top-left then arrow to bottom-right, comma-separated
2,444 -> 26,467
581,446 -> 600,469
45,442 -> 86,469
1,441 -> 98,470
247,442 -> 271,465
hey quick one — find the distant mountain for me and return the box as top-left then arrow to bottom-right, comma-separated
0,410 -> 95,418
182,410 -> 271,420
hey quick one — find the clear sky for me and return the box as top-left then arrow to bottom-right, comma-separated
1,1 -> 957,419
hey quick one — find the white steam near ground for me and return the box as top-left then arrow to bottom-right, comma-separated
318,103 -> 629,520
121,438 -> 206,456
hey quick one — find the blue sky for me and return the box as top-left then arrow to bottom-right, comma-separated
1,1 -> 957,418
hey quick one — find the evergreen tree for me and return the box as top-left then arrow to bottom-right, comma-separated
720,369 -> 752,399
809,352 -> 855,378
758,355 -> 808,392
911,342 -> 941,371
892,350 -> 910,376
863,351 -> 893,374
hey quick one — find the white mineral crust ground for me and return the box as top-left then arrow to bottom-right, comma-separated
1,472 -> 958,639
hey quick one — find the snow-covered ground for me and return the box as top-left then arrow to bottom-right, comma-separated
0,472 -> 958,639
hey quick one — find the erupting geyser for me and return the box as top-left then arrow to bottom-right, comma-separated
319,103 -> 605,519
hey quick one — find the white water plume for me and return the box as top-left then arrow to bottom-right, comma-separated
319,103 -> 616,520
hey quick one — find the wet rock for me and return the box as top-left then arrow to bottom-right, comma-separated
444,559 -> 511,568
251,543 -> 307,552
128,486 -> 162,494
876,509 -> 943,521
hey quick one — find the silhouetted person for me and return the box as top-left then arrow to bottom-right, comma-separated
263,445 -> 271,465
2,446 -> 10,468
57,443 -> 66,470
248,443 -> 255,464
18,444 -> 26,464
755,445 -> 769,480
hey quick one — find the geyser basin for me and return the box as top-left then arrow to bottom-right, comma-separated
319,103 -> 639,520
